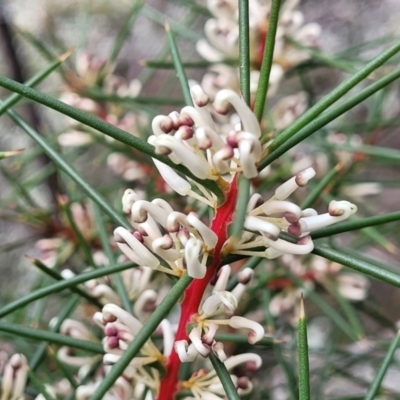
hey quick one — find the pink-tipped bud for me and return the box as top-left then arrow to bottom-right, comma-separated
102,313 -> 117,324
288,222 -> 301,237
152,115 -> 174,135
178,114 -> 194,127
104,323 -> 119,337
226,131 -> 239,148
284,212 -> 299,224
295,167 -> 316,187
133,231 -> 144,243
168,112 -> 180,130
229,316 -> 264,344
237,376 -> 250,390
212,342 -> 228,362
177,227 -> 190,245
107,336 -> 120,349
328,200 -> 357,216
237,268 -> 253,285
191,85 -> 210,107
136,225 -> 149,237
176,125 -> 194,140
202,322 -> 218,345
246,361 -> 260,372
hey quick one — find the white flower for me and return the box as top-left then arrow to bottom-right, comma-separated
232,168 -> 357,259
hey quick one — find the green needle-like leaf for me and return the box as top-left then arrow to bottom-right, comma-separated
364,331 -> 400,400
27,369 -> 56,400
312,243 -> 400,288
209,353 -> 240,400
260,39 -> 400,168
108,0 -> 144,65
89,274 -> 193,400
0,261 -> 134,318
254,0 -> 281,121
311,211 -> 400,239
0,76 -> 225,202
238,0 -> 250,105
259,66 -> 400,169
214,333 -> 274,346
142,5 -> 201,42
165,20 -> 193,107
0,51 -> 69,116
92,202 -> 132,313
0,148 -> 24,160
327,283 -> 364,340
141,59 -> 237,69
286,37 -> 357,73
84,89 -> 185,106
298,296 -> 310,400
318,140 -> 400,163
4,107 -> 130,229
28,297 -> 79,371
26,256 -> 102,307
289,272 -> 357,341
0,322 -> 104,353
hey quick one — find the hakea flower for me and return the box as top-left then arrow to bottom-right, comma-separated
93,304 -> 169,391
231,168 -> 357,259
180,353 -> 262,399
148,86 -> 262,199
175,265 -> 264,362
114,86 -> 357,276
0,353 -> 28,400
114,187 -> 218,279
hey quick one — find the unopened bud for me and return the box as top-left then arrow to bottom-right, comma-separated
190,85 -> 210,107
295,167 -> 316,187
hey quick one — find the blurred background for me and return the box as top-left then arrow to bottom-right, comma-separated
1,1 -> 400,398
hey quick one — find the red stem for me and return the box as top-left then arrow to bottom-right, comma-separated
157,178 -> 238,400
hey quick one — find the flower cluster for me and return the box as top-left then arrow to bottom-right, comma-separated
113,86 -> 357,280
